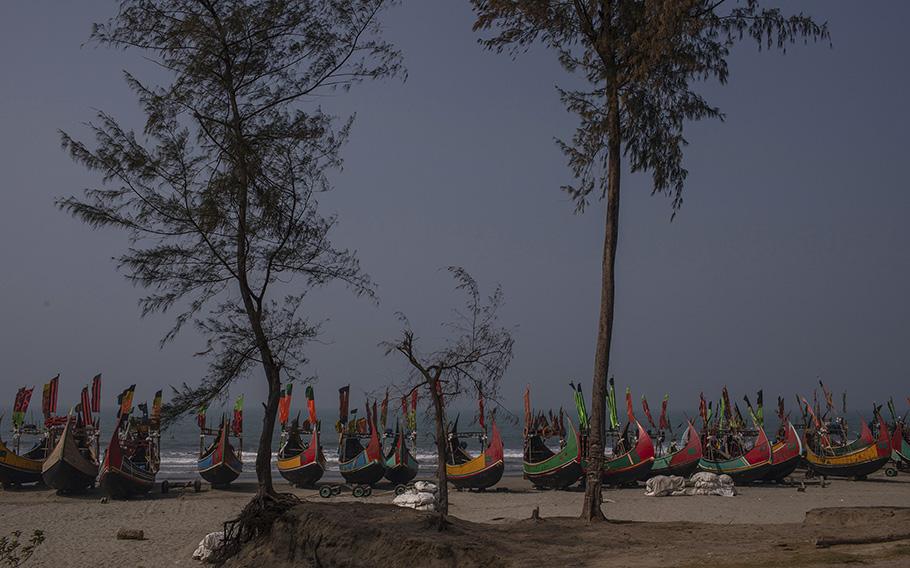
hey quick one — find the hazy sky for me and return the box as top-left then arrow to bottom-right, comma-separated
1,1 -> 908,416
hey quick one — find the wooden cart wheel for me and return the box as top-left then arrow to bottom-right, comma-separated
319,486 -> 333,498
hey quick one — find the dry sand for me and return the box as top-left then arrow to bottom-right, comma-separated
2,472 -> 909,567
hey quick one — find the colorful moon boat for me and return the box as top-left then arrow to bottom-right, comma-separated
804,415 -> 891,478
277,421 -> 326,488
384,428 -> 419,485
198,418 -> 243,486
523,416 -> 583,489
339,427 -> 386,486
698,426 -> 772,483
0,436 -> 49,487
99,413 -> 159,498
650,421 -> 702,478
42,417 -> 100,493
762,420 -> 803,482
446,421 -> 505,490
600,420 -> 655,485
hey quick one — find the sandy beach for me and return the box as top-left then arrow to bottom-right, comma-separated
2,472 -> 909,567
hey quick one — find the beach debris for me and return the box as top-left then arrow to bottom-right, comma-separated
392,482 -> 438,511
530,506 -> 540,520
192,531 -> 225,563
645,473 -> 735,497
116,529 -> 145,540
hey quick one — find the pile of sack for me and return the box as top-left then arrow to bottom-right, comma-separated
192,531 -> 224,563
392,481 -> 438,511
644,472 -> 735,497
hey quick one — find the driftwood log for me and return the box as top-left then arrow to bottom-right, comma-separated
116,529 -> 145,540
815,532 -> 910,548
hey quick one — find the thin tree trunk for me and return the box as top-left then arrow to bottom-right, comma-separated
581,77 -> 621,522
255,369 -> 282,496
428,372 -> 449,523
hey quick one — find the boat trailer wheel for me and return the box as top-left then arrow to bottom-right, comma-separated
161,480 -> 170,494
352,486 -> 365,498
319,486 -> 333,498
885,467 -> 898,478
394,484 -> 408,496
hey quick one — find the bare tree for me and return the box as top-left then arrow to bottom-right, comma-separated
382,267 -> 513,524
470,0 -> 829,521
58,0 -> 402,499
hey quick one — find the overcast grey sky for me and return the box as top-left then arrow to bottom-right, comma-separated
0,1 -> 907,415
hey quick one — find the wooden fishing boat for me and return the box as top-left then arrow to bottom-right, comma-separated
198,419 -> 243,486
99,415 -> 159,498
523,417 -> 583,489
698,426 -> 772,483
338,427 -> 386,486
600,420 -> 655,485
650,421 -> 702,478
762,420 -> 803,482
41,417 -> 99,493
804,415 -> 891,479
0,436 -> 49,487
447,421 -> 505,490
384,428 -> 419,485
277,421 -> 326,488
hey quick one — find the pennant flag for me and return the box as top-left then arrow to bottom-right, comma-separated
372,399 -> 378,433
478,391 -> 486,431
151,390 -> 163,424
756,390 -> 764,427
12,387 -> 33,429
743,395 -> 758,427
338,385 -> 350,424
380,389 -> 389,432
278,384 -> 293,426
625,387 -> 635,425
42,375 -> 59,418
801,397 -> 822,430
80,386 -> 92,427
305,385 -> 317,427
117,385 -> 136,418
573,383 -> 589,431
197,403 -> 208,429
659,395 -> 669,431
365,402 -> 374,435
721,387 -> 733,426
231,395 -> 244,436
733,402 -> 745,428
524,385 -> 531,433
607,377 -> 619,430
819,380 -> 834,413
699,392 -> 708,427
641,395 -> 656,429
90,374 -> 102,413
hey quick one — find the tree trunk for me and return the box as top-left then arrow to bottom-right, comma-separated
255,368 -> 282,496
428,373 -> 449,523
581,77 -> 622,522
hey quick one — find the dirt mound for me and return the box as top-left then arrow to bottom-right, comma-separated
803,507 -> 910,531
224,502 -> 506,568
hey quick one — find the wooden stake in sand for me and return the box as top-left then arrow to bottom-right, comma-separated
116,529 -> 145,541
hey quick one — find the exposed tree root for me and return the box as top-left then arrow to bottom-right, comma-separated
214,491 -> 301,564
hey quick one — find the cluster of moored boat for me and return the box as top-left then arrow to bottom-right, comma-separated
2,376 -> 908,498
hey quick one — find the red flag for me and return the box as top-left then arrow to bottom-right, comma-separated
338,386 -> 350,424
699,393 -> 708,426
278,384 -> 292,426
305,386 -> 317,427
478,392 -> 486,431
42,375 -> 59,418
659,395 -> 669,430
625,387 -> 635,424
523,385 -> 531,433
641,396 -> 656,429
231,395 -> 244,436
196,404 -> 207,429
80,387 -> 92,427
90,374 -> 101,413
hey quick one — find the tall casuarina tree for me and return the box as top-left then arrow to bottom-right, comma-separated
58,0 -> 402,498
469,0 -> 829,521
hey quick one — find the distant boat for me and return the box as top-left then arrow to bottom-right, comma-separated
338,426 -> 386,486
0,435 -> 49,488
384,426 -> 419,485
762,420 -> 803,482
600,420 -> 655,485
697,426 -> 772,483
277,420 -> 326,488
198,418 -> 243,486
446,418 -> 504,490
650,421 -> 702,479
99,412 -> 160,499
523,415 -> 583,489
804,414 -> 891,479
42,417 -> 99,493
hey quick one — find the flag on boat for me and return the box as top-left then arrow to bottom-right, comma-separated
305,385 -> 317,427
659,395 -> 669,431
625,387 -> 635,425
12,386 -> 33,429
278,384 -> 293,426
231,395 -> 243,436
151,390 -> 163,424
196,403 -> 208,429
338,385 -> 350,425
90,374 -> 102,413
641,395 -> 656,429
42,375 -> 59,418
117,385 -> 136,418
80,386 -> 92,427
